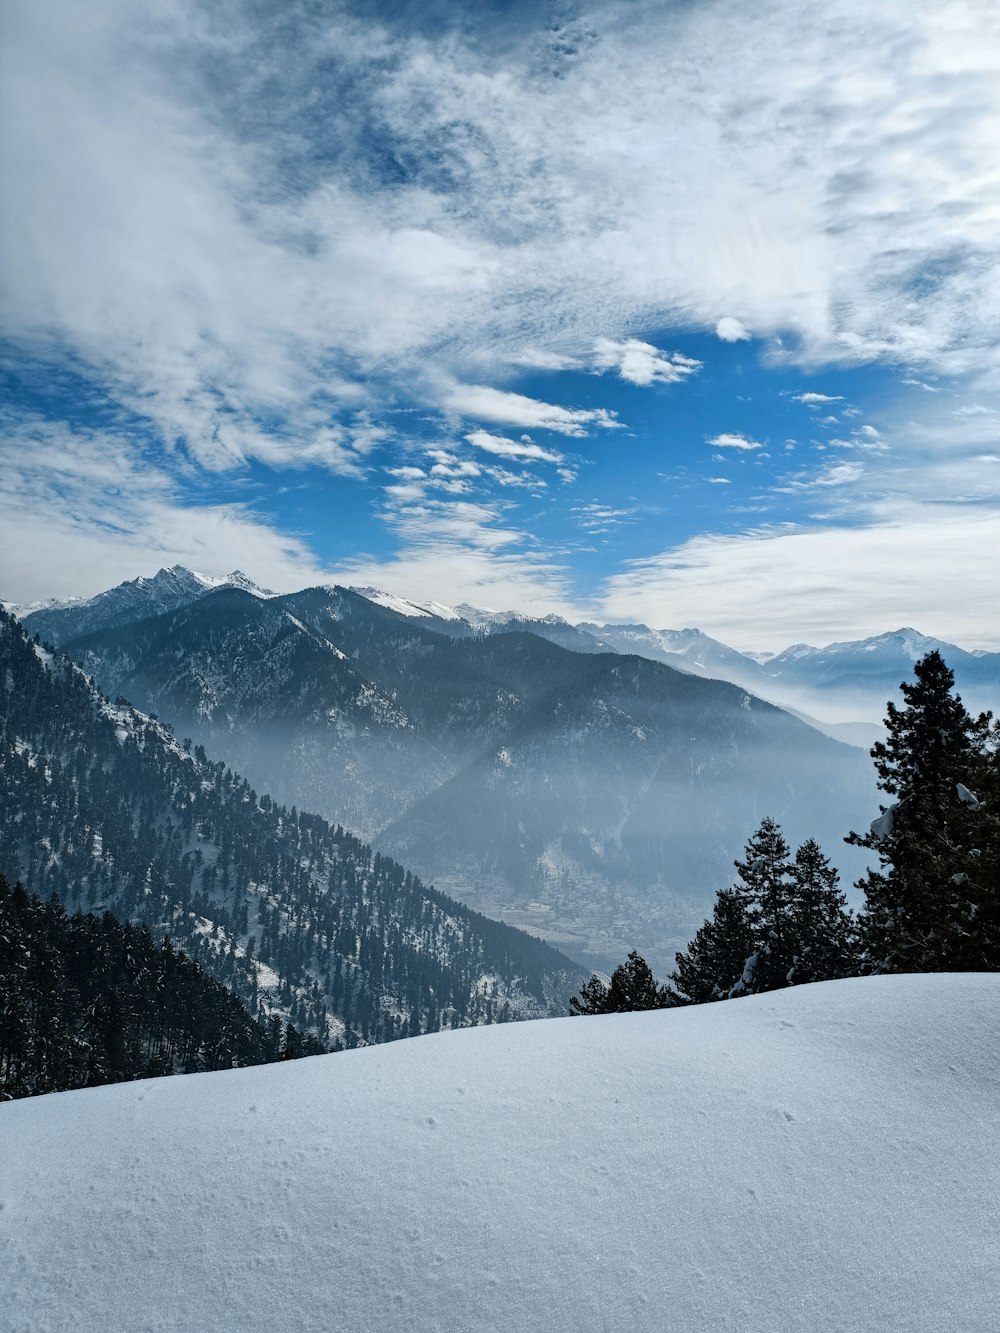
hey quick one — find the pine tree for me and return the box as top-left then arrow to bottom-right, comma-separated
670,889 -> 755,1003
569,951 -> 673,1014
728,817 -> 797,995
672,823 -> 858,1003
569,973 -> 613,1015
847,651 -> 995,971
786,839 -> 858,985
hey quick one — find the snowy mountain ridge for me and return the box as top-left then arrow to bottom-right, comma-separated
15,565 -> 274,645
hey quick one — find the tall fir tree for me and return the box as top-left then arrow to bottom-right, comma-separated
847,651 -> 997,971
728,817 -> 797,995
672,822 -> 858,1003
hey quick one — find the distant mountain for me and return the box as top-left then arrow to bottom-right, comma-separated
18,565 -> 272,646
56,582 -> 874,974
579,623 -> 770,688
580,622 -> 1000,724
0,608 -> 583,1049
454,606 -> 618,656
752,628 -> 999,722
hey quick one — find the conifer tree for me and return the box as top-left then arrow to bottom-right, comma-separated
670,889 -> 755,1003
786,839 -> 858,985
672,823 -> 858,1003
569,950 -> 673,1014
728,817 -> 797,994
847,651 -> 996,971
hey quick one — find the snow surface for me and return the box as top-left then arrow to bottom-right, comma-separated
2,975 -> 998,1333
351,586 -> 462,620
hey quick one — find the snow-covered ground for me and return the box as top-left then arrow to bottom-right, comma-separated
2,975 -> 997,1332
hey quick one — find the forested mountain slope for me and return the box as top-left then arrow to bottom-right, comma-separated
0,877 -> 316,1101
0,610 -> 583,1048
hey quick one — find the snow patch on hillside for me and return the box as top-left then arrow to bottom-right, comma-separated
351,587 -> 462,621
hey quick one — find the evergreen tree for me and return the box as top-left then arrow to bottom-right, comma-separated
570,951 -> 673,1015
569,973 -> 613,1016
672,823 -> 858,1003
728,817 -> 797,995
0,875 -> 325,1101
847,651 -> 996,971
670,889 -> 755,1003
786,839 -> 858,985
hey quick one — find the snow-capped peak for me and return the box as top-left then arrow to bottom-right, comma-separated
350,587 -> 462,621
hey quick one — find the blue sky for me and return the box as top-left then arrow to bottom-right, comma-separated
2,0 -> 999,648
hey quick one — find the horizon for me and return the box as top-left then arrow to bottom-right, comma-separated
3,1 -> 998,649
5,561 -> 996,658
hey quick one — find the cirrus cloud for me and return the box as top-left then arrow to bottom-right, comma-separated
444,385 -> 623,437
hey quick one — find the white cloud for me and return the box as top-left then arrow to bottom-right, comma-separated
445,386 -> 622,437
592,339 -> 702,387
5,0 -> 1000,633
484,466 -> 546,489
707,476 -> 732,484
339,482 -> 579,615
599,505 -> 1000,652
716,318 -> 751,342
510,348 -> 579,372
0,415 -> 329,602
7,0 -> 1000,472
708,433 -> 765,450
464,430 -> 564,464
573,503 -> 636,533
793,393 -> 845,406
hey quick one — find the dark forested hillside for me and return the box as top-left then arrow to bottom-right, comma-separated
0,875 -> 318,1101
58,582 -> 873,972
0,610 -> 584,1049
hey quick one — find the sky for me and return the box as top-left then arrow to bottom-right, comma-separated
2,0 -> 999,650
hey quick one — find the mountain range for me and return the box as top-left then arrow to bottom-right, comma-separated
15,570 -> 886,973
17,569 -> 996,731
0,608 -> 583,1047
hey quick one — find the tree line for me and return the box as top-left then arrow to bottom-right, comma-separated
0,874 -> 321,1101
572,651 -> 1000,1014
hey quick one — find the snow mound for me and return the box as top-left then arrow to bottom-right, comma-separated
2,975 -> 997,1333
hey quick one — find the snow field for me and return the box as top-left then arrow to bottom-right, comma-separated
1,974 -> 997,1333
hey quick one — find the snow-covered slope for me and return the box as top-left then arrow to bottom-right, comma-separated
349,585 -> 464,622
3,974 -> 996,1333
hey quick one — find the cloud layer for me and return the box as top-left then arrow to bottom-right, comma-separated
6,0 -> 1000,461
2,0 -> 999,639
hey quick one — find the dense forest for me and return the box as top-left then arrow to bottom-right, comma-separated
0,875 -> 321,1101
574,651 -> 1000,1013
0,609 -> 584,1054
